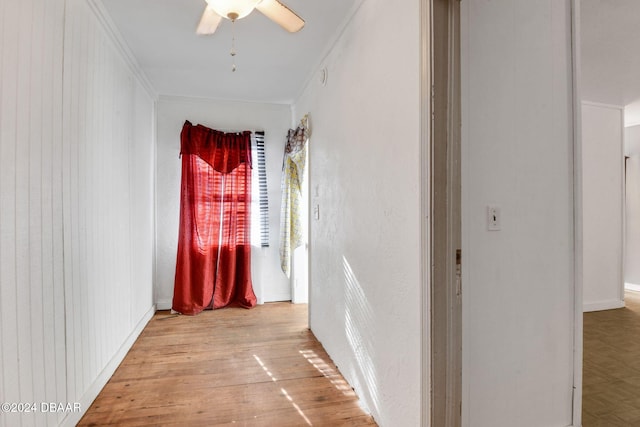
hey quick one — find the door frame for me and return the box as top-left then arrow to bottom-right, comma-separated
419,0 -> 431,423
419,0 -> 431,422
421,1 -> 462,426
422,1 -> 584,425
570,0 -> 584,425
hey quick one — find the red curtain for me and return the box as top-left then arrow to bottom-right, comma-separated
172,121 -> 257,315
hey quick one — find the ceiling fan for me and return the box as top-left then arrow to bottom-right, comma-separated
196,0 -> 305,35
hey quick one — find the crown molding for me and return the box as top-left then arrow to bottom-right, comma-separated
85,0 -> 158,100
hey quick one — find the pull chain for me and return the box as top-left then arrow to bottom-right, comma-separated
230,19 -> 237,72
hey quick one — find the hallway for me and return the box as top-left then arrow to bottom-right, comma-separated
583,291 -> 640,425
79,303 -> 376,426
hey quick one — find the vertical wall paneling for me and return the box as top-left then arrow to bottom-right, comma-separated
0,0 -> 67,426
1,0 -> 155,425
61,1 -> 155,421
0,0 -> 21,418
48,0 -> 68,423
24,0 -> 39,414
0,0 -> 5,424
16,0 -> 36,417
40,0 -> 58,422
61,0 -> 78,402
41,0 -> 59,420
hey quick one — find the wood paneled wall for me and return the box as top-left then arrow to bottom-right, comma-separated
0,0 -> 156,425
1,1 -> 67,425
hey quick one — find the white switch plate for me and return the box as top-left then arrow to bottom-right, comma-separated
314,204 -> 320,220
487,205 -> 501,231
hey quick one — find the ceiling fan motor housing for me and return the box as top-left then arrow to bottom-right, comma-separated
205,0 -> 262,21
198,0 -> 305,36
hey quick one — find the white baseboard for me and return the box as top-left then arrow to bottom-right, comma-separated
60,305 -> 156,427
263,294 -> 293,303
156,299 -> 172,310
583,299 -> 625,312
625,283 -> 640,293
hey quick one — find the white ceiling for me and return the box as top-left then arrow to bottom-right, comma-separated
581,0 -> 640,107
101,0 -> 358,103
104,1 -> 640,109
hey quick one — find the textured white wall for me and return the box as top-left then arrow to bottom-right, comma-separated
155,96 -> 292,308
293,0 -> 422,424
582,102 -> 624,311
0,0 -> 156,425
461,1 -> 575,426
625,125 -> 640,288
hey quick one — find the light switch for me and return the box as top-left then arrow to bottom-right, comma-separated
487,205 -> 501,231
314,204 -> 320,220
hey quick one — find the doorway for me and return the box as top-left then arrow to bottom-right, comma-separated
291,118 -> 310,305
427,1 -> 583,426
425,0 -> 462,426
579,0 -> 640,423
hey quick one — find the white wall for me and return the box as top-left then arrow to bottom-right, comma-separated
624,100 -> 640,127
293,0 -> 421,424
0,0 -> 156,425
0,1 -> 67,425
625,124 -> 640,290
155,96 -> 291,308
461,1 -> 576,426
582,102 -> 624,310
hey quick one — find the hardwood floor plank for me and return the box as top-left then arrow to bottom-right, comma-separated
583,291 -> 640,426
79,303 -> 377,426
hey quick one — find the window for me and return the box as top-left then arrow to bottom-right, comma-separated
251,131 -> 269,247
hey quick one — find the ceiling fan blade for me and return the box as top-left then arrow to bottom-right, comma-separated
196,6 -> 223,35
255,0 -> 305,33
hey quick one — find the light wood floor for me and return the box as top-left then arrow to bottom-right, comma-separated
583,290 -> 640,426
79,303 -> 377,426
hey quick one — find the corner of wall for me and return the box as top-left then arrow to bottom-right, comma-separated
86,0 -> 158,100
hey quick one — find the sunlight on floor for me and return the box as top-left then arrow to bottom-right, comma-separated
252,353 -> 312,425
253,354 -> 277,382
280,387 -> 313,426
300,349 -> 356,396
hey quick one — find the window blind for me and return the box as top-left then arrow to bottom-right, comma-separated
254,131 -> 269,247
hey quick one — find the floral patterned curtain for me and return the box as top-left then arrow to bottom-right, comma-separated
279,116 -> 309,277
